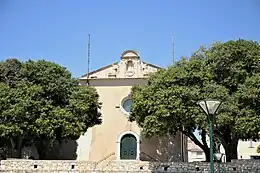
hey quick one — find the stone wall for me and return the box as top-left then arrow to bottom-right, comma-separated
0,159 -> 96,171
1,159 -> 260,173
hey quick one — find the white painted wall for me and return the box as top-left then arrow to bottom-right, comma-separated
76,128 -> 93,160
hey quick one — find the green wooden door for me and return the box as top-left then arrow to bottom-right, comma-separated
120,134 -> 137,160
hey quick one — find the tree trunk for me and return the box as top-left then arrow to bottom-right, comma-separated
213,136 -> 221,153
36,148 -> 46,160
202,147 -> 210,162
10,137 -> 23,158
59,141 -> 63,159
200,129 -> 210,162
225,140 -> 238,162
214,128 -> 239,162
184,130 -> 210,162
35,137 -> 48,160
11,148 -> 22,158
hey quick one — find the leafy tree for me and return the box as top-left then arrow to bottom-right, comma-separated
130,39 -> 260,162
0,59 -> 102,158
0,81 -> 42,157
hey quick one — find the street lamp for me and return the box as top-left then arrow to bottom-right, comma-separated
214,153 -> 224,173
197,100 -> 222,173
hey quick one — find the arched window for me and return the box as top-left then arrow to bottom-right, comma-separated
120,134 -> 137,160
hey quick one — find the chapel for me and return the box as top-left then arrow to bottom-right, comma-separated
75,50 -> 187,162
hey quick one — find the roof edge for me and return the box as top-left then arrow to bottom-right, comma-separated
80,61 -> 162,78
81,62 -> 118,78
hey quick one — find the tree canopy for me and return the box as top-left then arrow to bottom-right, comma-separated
0,59 -> 101,158
130,39 -> 260,162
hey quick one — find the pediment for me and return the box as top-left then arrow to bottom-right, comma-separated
80,50 -> 161,80
80,63 -> 118,79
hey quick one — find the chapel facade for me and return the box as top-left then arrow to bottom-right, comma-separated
76,50 -> 187,162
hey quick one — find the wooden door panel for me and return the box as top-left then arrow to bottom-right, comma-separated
120,134 -> 137,160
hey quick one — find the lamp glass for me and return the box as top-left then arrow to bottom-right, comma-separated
214,153 -> 223,161
198,100 -> 221,115
198,101 -> 208,115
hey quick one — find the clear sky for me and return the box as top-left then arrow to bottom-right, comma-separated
1,0 -> 260,77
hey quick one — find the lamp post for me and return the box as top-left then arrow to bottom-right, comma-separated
197,100 -> 222,173
214,153 -> 224,173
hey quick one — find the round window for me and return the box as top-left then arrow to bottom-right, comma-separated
122,98 -> 132,114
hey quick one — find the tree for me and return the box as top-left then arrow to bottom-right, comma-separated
0,59 -> 102,158
130,39 -> 260,162
0,59 -> 36,157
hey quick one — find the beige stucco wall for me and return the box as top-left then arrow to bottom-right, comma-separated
88,85 -> 140,161
77,78 -> 183,162
75,129 -> 92,160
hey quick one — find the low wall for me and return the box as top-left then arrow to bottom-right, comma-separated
0,159 -> 96,171
1,159 -> 260,173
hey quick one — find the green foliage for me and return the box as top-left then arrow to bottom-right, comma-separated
131,55 -> 229,136
257,145 -> 260,153
0,59 -> 101,157
130,39 -> 260,161
0,58 -> 22,87
235,74 -> 260,139
0,82 -> 42,138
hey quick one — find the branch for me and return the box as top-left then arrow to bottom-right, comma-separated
183,130 -> 208,151
231,131 -> 238,140
10,138 -> 15,148
201,129 -> 209,149
214,130 -> 228,150
10,136 -> 24,149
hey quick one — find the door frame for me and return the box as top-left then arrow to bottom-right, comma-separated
116,131 -> 140,160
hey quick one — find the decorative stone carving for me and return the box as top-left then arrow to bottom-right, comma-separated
125,60 -> 135,77
121,50 -> 140,60
79,50 -> 160,80
108,64 -> 119,77
142,63 -> 149,76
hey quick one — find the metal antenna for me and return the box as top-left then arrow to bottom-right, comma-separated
172,33 -> 174,65
87,34 -> 91,85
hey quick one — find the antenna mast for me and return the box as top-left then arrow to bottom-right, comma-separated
87,34 -> 91,85
172,33 -> 174,64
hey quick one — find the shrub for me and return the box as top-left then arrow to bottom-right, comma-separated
257,145 -> 260,153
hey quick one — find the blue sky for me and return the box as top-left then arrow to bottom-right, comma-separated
1,0 -> 260,77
